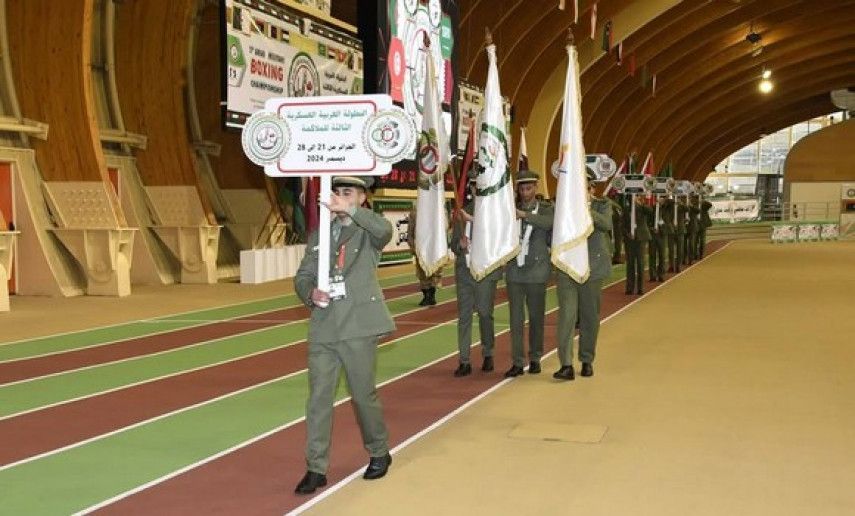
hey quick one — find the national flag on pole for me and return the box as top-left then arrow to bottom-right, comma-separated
455,115 -> 477,220
602,20 -> 613,52
551,43 -> 593,283
615,41 -> 623,65
641,151 -> 654,176
414,54 -> 451,277
469,43 -> 520,280
303,176 -> 320,236
641,151 -> 655,206
518,127 -> 529,172
590,3 -> 598,40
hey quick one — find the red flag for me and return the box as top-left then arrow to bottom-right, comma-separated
455,117 -> 477,220
303,176 -> 320,235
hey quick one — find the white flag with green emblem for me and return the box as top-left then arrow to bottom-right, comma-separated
414,55 -> 450,277
470,44 -> 519,280
551,44 -> 593,282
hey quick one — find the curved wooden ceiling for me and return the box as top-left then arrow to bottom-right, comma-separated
456,0 -> 854,180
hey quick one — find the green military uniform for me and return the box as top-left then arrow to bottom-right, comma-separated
647,198 -> 667,282
610,196 -> 624,264
294,176 -> 394,475
450,199 -> 502,372
556,194 -> 612,371
687,198 -> 700,263
661,197 -> 679,273
407,208 -> 442,306
674,199 -> 688,270
697,199 -> 712,258
505,171 -> 554,372
622,195 -> 652,295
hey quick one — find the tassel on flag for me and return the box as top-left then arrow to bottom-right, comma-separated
590,3 -> 597,40
601,20 -> 613,52
629,53 -> 636,76
615,41 -> 623,65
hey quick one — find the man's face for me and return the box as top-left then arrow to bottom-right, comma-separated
333,186 -> 366,217
518,182 -> 537,203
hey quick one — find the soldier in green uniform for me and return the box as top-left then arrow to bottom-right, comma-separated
674,197 -> 688,270
622,193 -> 652,295
647,196 -> 666,282
554,171 -> 612,380
504,170 -> 554,377
450,179 -> 501,377
610,194 -> 624,264
293,176 -> 394,494
687,196 -> 700,264
661,196 -> 679,273
407,207 -> 441,306
697,198 -> 713,258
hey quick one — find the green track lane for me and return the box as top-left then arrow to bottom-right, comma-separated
0,287 -> 521,515
0,286 -> 461,418
0,272 -> 417,363
0,268 -> 628,514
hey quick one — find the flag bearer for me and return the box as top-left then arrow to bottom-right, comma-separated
451,179 -> 501,377
407,207 -> 442,306
554,171 -> 612,380
504,170 -> 554,377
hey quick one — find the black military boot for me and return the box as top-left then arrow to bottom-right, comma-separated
427,287 -> 437,305
418,289 -> 429,306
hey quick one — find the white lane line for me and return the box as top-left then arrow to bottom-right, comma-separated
0,293 -> 474,469
0,288 -> 451,420
0,283 -> 432,389
0,274 -> 417,364
70,285 -> 534,516
69,247 -> 725,515
288,244 -> 731,514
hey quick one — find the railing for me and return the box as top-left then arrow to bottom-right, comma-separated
761,202 -> 839,222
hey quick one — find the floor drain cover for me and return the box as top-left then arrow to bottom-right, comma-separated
508,422 -> 608,444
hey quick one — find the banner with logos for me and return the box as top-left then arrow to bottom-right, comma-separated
224,0 -> 363,128
709,198 -> 761,223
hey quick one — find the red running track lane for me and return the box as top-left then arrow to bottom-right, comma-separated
0,284 -> 503,468
0,280 -> 432,385
97,242 -> 725,515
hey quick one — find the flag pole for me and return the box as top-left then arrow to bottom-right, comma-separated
315,174 -> 331,307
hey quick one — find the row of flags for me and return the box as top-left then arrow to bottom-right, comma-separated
558,1 -> 657,96
416,36 -> 593,282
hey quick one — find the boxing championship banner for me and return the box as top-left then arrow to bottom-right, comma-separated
224,0 -> 363,128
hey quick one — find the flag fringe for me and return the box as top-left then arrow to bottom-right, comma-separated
469,244 -> 520,281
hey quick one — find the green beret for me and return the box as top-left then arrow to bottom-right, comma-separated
515,170 -> 540,184
332,176 -> 374,190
